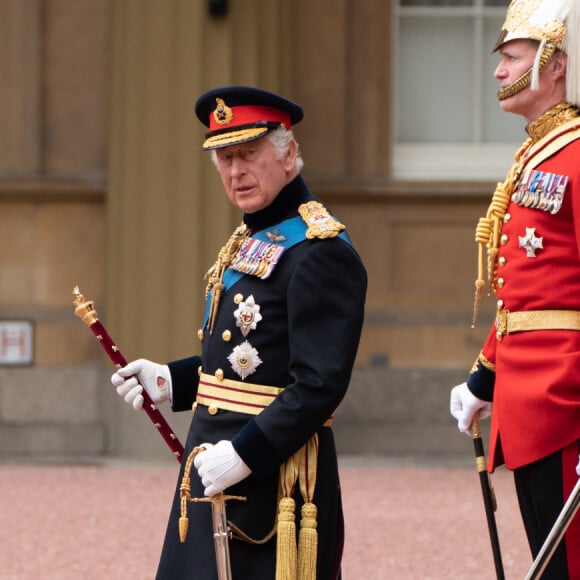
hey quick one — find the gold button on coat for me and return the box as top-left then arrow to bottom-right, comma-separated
208,404 -> 218,415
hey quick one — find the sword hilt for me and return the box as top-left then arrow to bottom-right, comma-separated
179,446 -> 246,543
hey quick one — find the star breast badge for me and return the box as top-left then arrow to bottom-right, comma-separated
227,341 -> 262,380
233,294 -> 263,337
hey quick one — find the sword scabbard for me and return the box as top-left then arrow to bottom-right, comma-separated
470,413 -> 505,580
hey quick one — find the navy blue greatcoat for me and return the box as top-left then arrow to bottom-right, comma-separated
156,175 -> 367,580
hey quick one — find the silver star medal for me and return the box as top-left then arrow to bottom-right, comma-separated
233,294 -> 263,337
228,340 -> 262,380
518,227 -> 543,258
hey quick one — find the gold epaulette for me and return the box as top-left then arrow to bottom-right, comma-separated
299,201 -> 345,239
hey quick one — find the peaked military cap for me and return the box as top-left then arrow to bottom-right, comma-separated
195,86 -> 304,150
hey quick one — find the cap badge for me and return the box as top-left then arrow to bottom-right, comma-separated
233,294 -> 263,337
213,98 -> 233,126
518,227 -> 543,258
228,340 -> 262,380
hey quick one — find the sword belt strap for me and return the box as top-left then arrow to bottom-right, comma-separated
197,373 -> 333,426
496,309 -> 580,340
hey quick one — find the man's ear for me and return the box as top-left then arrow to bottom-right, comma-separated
284,139 -> 298,172
553,51 -> 567,76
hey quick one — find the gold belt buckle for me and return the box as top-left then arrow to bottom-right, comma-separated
495,309 -> 508,341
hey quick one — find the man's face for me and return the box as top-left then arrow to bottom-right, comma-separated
494,39 -> 562,122
214,136 -> 296,214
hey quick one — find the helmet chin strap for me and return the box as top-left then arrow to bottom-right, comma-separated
497,41 -> 557,101
498,66 -> 534,100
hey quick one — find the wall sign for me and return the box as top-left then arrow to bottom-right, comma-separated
0,320 -> 34,366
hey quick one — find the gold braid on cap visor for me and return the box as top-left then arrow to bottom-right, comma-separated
497,41 -> 557,101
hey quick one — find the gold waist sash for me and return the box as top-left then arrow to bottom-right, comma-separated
196,373 -> 333,425
496,309 -> 580,340
197,372 -> 330,578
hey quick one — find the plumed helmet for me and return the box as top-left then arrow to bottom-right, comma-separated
494,0 -> 580,105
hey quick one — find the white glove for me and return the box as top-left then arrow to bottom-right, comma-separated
576,453 -> 580,477
111,358 -> 172,411
194,440 -> 251,497
450,382 -> 492,435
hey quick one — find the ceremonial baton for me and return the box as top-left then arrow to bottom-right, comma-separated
525,475 -> 580,579
72,286 -> 184,462
471,412 -> 505,580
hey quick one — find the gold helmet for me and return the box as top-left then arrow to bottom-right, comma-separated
494,0 -> 580,105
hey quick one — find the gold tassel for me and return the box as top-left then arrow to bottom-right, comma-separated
471,138 -> 532,328
179,450 -> 197,543
276,446 -> 300,580
275,435 -> 320,579
297,434 -> 319,580
179,497 -> 189,543
275,497 -> 298,580
298,502 -> 317,580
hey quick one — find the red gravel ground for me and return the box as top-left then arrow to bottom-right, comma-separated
0,458 -> 531,579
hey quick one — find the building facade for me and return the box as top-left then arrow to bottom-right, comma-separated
0,0 -> 504,462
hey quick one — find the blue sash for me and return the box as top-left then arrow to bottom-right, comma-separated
202,215 -> 351,328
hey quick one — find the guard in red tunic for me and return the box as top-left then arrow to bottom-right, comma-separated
450,1 -> 580,577
111,86 -> 367,579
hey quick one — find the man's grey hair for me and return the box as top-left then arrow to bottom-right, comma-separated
210,125 -> 304,173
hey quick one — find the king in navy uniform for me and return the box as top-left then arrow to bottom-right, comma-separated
450,1 -> 580,577
112,86 -> 367,580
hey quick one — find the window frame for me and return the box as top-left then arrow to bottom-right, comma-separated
391,0 -> 523,181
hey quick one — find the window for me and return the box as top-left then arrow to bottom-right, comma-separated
392,0 -> 525,180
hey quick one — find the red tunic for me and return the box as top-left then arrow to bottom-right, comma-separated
478,126 -> 580,471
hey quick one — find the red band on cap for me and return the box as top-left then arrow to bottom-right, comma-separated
209,105 -> 291,132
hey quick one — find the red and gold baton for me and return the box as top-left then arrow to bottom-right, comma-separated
73,286 -> 184,462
